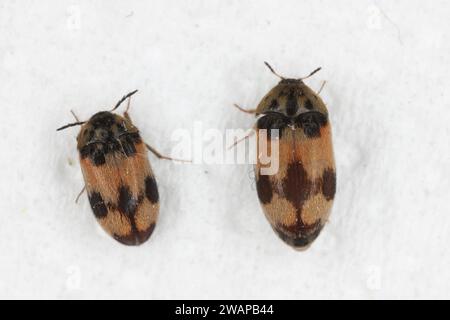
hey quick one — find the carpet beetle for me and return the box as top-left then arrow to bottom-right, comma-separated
58,90 -> 181,246
235,62 -> 336,250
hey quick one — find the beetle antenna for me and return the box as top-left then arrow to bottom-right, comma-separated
111,90 -> 138,112
300,67 -> 322,80
56,121 -> 85,131
70,110 -> 80,121
264,62 -> 285,80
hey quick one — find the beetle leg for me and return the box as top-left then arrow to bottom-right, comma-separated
228,127 -> 256,149
233,104 -> 257,114
145,143 -> 191,163
317,80 -> 326,95
75,186 -> 86,203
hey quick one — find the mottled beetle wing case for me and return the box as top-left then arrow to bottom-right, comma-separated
77,112 -> 159,245
254,77 -> 336,250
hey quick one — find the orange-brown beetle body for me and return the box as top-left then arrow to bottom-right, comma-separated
58,91 -> 159,246
252,64 -> 336,250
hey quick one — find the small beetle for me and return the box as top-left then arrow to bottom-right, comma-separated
235,62 -> 336,250
58,90 -> 183,246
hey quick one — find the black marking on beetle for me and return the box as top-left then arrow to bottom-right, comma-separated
145,176 -> 159,203
120,135 -> 137,156
91,112 -> 116,129
286,89 -> 298,116
80,143 -> 107,166
124,132 -> 142,145
295,111 -> 327,138
113,233 -> 136,246
256,174 -> 273,204
274,223 -> 323,248
277,162 -> 318,232
261,161 -> 335,233
114,222 -> 156,246
257,113 -> 289,139
322,168 -> 336,201
79,144 -> 91,159
88,192 -> 108,218
268,99 -> 279,110
118,185 -> 138,218
92,149 -> 106,166
79,130 -> 142,164
304,99 -> 313,110
282,161 -> 313,212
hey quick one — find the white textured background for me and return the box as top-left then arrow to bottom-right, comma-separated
0,0 -> 449,299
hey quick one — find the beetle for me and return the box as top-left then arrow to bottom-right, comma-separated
234,62 -> 336,250
57,90 -> 183,245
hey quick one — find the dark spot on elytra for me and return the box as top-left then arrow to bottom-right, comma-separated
257,113 -> 288,139
79,145 -> 90,159
121,132 -> 141,148
322,169 -> 336,201
117,132 -> 142,154
79,130 -> 142,165
120,135 -> 137,157
286,89 -> 298,116
274,223 -> 323,248
118,185 -> 137,218
274,163 -> 333,241
80,143 -> 107,166
92,149 -> 106,166
304,99 -> 313,110
256,174 -> 273,204
295,111 -> 327,138
88,192 -> 108,218
113,223 -> 156,246
113,234 -> 136,246
145,176 -> 159,203
282,162 -> 313,212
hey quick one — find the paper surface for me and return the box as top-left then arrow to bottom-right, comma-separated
0,0 -> 449,299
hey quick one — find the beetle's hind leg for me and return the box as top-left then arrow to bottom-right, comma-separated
145,143 -> 191,163
75,186 -> 86,203
228,127 -> 256,149
317,80 -> 326,95
233,104 -> 257,114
